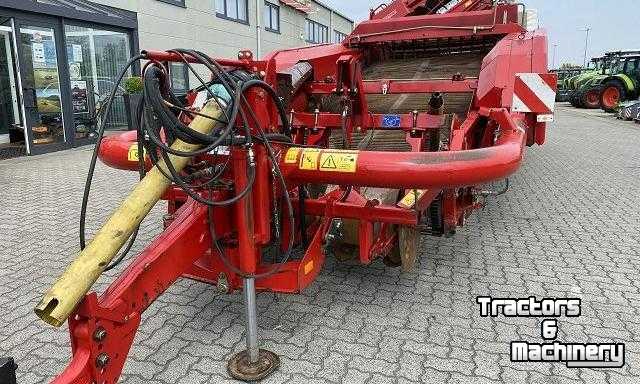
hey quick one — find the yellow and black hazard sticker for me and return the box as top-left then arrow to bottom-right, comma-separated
299,149 -> 320,170
397,189 -> 428,209
128,144 -> 145,162
285,148 -> 300,164
319,152 -> 358,173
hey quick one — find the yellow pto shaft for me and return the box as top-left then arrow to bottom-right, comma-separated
35,101 -> 223,327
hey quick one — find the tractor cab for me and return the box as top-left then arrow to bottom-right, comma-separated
597,51 -> 640,111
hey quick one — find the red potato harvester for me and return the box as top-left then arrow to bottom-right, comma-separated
32,0 -> 557,382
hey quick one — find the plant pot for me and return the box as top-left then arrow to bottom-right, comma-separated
123,93 -> 143,131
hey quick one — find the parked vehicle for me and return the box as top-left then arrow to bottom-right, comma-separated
566,56 -> 607,108
598,52 -> 640,112
616,97 -> 640,120
554,67 -> 589,102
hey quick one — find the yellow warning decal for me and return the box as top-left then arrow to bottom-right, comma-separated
285,148 -> 300,164
304,260 -> 314,275
299,149 -> 320,170
319,152 -> 358,173
127,144 -> 144,162
397,189 -> 428,209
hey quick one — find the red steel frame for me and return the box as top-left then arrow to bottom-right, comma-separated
49,1 -> 556,382
369,0 -> 494,20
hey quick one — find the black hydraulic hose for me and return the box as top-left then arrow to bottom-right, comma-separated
142,66 -> 240,156
208,105 -> 297,279
207,128 -> 297,279
240,79 -> 292,138
80,54 -> 145,254
92,48 -> 296,279
104,99 -> 149,272
202,71 -> 297,279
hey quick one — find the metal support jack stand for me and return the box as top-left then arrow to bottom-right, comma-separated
227,278 -> 280,382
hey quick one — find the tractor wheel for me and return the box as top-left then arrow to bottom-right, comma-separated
581,88 -> 601,109
569,93 -> 581,108
600,82 -> 626,113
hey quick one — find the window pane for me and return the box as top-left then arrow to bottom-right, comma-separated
170,63 -> 188,93
64,25 -> 131,136
215,0 -> 225,13
226,0 -> 237,19
264,5 -> 271,28
272,7 -> 279,30
237,0 -> 247,21
20,26 -> 65,144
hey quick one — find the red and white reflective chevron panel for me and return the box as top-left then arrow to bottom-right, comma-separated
511,73 -> 557,114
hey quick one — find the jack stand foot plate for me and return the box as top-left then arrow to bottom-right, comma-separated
227,349 -> 280,382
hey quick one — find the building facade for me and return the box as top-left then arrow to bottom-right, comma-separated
0,0 -> 353,157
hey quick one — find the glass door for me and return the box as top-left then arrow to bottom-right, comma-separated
17,21 -> 67,152
0,21 -> 21,145
64,24 -> 132,140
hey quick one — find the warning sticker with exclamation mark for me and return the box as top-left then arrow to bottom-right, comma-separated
319,152 -> 358,173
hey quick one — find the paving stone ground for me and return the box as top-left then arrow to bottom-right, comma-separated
1,105 -> 640,384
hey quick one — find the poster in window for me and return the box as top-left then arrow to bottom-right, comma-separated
69,63 -> 82,80
33,40 -> 57,69
34,66 -> 62,114
72,44 -> 83,63
32,43 -> 45,64
71,80 -> 89,114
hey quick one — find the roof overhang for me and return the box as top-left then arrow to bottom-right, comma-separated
279,0 -> 311,14
0,0 -> 137,29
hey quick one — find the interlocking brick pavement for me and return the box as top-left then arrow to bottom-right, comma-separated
1,105 -> 640,383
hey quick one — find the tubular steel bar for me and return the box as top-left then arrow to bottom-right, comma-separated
361,78 -> 478,94
142,50 -> 251,67
34,101 -> 223,327
282,109 -> 525,190
302,199 -> 419,225
243,278 -> 260,363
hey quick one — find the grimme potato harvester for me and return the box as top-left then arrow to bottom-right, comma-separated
33,0 -> 556,382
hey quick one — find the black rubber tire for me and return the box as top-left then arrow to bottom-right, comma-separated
600,81 -> 626,113
569,92 -> 582,108
580,87 -> 602,109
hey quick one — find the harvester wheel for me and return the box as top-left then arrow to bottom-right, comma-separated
398,226 -> 419,272
600,82 -> 625,113
581,88 -> 601,109
384,226 -> 419,271
383,244 -> 402,268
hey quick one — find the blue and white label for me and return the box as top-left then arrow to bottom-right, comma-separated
382,114 -> 401,128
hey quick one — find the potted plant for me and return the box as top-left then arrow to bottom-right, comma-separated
123,76 -> 143,131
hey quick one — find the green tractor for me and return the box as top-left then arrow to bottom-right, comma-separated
597,52 -> 640,112
568,54 -> 614,109
569,51 -> 640,111
554,67 -> 590,102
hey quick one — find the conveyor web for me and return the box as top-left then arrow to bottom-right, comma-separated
330,52 -> 484,152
